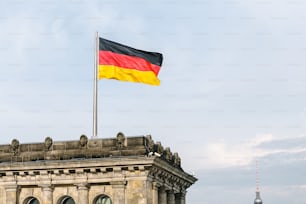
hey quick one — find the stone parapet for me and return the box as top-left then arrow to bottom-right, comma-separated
0,133 -> 183,170
0,134 -> 197,204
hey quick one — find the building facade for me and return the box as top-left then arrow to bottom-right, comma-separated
0,133 -> 196,204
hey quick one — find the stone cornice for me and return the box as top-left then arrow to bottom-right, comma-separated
0,155 -> 196,190
152,157 -> 197,186
0,133 -> 197,192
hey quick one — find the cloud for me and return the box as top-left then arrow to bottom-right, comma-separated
257,134 -> 306,150
189,148 -> 306,203
183,133 -> 306,171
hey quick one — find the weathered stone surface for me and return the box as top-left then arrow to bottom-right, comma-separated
0,134 -> 197,204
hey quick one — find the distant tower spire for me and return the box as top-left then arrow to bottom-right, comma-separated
254,160 -> 263,204
256,160 -> 260,192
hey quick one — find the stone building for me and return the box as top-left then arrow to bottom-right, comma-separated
0,133 -> 197,204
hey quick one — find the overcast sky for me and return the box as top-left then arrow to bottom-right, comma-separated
1,0 -> 306,203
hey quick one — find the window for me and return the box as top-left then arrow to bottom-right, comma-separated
94,195 -> 112,204
24,197 -> 40,204
58,196 -> 75,204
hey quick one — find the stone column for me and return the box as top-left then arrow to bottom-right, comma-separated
41,185 -> 53,204
158,186 -> 167,204
175,191 -> 186,204
5,185 -> 18,204
167,190 -> 175,204
111,181 -> 126,204
77,183 -> 89,204
175,193 -> 180,204
152,182 -> 159,204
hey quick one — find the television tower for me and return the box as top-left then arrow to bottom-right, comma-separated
254,160 -> 263,204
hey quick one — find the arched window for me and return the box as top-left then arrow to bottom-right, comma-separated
94,195 -> 112,204
58,196 -> 75,204
24,197 -> 40,204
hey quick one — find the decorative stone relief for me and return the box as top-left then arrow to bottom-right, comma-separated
146,135 -> 154,152
155,142 -> 164,155
10,139 -> 20,156
163,147 -> 172,161
172,153 -> 181,167
116,132 -> 125,149
44,137 -> 53,151
79,135 -> 88,148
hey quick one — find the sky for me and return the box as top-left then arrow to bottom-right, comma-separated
0,0 -> 306,203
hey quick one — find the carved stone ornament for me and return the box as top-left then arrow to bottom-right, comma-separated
10,139 -> 20,155
146,135 -> 154,152
79,135 -> 88,148
44,137 -> 53,151
116,132 -> 125,149
155,142 -> 164,155
173,152 -> 181,167
163,147 -> 172,161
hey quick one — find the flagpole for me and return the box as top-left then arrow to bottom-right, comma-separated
93,32 -> 99,138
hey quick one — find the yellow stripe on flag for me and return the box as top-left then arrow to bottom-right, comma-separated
98,65 -> 160,86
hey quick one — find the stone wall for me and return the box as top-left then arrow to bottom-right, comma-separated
0,134 -> 197,204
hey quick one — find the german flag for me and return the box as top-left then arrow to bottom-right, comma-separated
98,38 -> 163,86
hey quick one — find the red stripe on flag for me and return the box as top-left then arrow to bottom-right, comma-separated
99,50 -> 161,76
